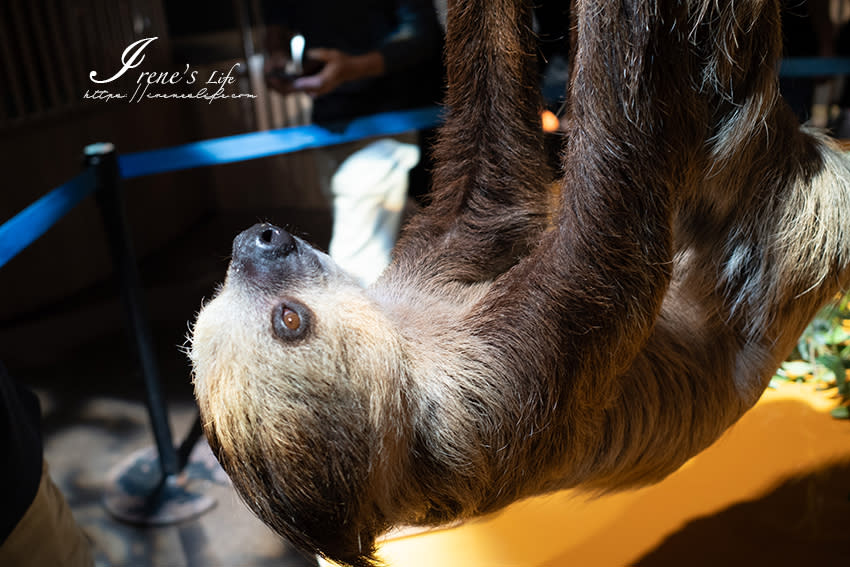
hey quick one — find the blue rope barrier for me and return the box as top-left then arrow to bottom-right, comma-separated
0,106 -> 443,271
780,57 -> 850,78
118,106 -> 444,179
0,168 -> 97,269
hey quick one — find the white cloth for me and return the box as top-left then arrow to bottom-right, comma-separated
328,138 -> 420,286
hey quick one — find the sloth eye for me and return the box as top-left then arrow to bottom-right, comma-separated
272,300 -> 311,341
282,308 -> 300,330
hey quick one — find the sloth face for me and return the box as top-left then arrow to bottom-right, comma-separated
189,223 -> 407,565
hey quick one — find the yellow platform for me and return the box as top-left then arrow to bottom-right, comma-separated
355,383 -> 850,566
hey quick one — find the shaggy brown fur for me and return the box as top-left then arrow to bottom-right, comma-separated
189,0 -> 850,565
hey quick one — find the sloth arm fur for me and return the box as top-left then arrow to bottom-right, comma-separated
370,0 -> 850,522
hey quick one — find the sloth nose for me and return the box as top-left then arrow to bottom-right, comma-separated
255,224 -> 295,255
233,223 -> 296,263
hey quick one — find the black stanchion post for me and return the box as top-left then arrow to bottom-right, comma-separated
86,142 -> 180,476
85,143 -> 218,524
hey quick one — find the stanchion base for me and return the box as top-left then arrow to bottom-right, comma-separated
103,442 -> 227,525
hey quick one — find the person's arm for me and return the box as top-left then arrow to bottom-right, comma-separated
292,49 -> 386,96
293,0 -> 442,97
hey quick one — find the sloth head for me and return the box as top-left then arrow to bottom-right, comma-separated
189,223 -> 409,566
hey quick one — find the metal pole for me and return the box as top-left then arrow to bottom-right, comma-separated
85,143 -> 218,524
85,142 -> 179,477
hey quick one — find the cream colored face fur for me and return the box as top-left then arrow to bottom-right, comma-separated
188,227 -> 411,559
190,239 -> 406,454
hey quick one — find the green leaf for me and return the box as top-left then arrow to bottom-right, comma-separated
836,375 -> 849,399
781,360 -> 814,377
815,353 -> 844,384
796,335 -> 811,362
824,361 -> 850,398
826,325 -> 850,345
830,406 -> 850,419
817,353 -> 849,397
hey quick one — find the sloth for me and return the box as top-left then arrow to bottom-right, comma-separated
189,0 -> 850,565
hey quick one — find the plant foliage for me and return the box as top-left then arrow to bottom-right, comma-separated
772,294 -> 850,419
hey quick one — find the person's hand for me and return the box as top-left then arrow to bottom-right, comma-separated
264,49 -> 296,95
293,48 -> 384,97
291,48 -> 352,96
